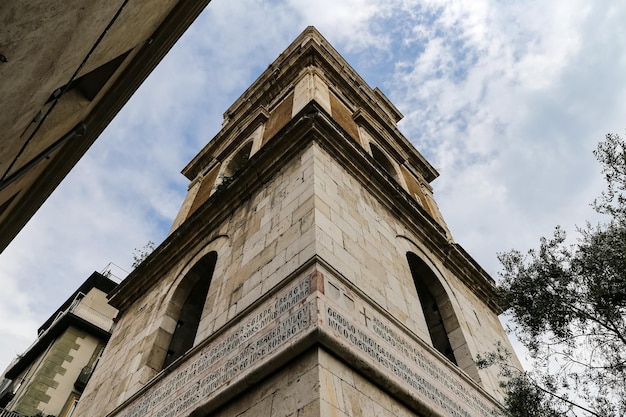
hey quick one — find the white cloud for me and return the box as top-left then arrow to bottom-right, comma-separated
374,0 -> 626,274
287,0 -> 392,50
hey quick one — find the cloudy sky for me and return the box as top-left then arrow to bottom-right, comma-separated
1,0 -> 625,371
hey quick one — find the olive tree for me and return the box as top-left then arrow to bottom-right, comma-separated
484,133 -> 626,417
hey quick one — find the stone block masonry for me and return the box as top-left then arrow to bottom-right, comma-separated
320,279 -> 497,417
102,267 -> 502,417
76,139 -> 516,417
112,274 -> 317,417
69,27 -> 523,417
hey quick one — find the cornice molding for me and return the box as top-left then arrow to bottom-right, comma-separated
110,102 -> 498,313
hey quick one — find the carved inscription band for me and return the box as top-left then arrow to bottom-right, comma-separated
326,305 -> 497,417
117,279 -> 311,417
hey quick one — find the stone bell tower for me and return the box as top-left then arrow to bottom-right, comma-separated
74,27 -> 520,417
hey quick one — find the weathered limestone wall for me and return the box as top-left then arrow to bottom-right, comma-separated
318,348 -> 422,417
77,140 -> 516,417
292,69 -> 331,117
196,347 -> 322,417
78,265 -> 503,417
204,348 -> 425,417
309,143 -> 518,397
75,143 -> 319,417
67,27 -> 520,417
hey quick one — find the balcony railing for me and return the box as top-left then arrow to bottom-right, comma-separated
0,409 -> 23,417
70,302 -> 115,332
39,293 -> 115,338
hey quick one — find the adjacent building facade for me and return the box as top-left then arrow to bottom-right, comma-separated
0,0 -> 213,253
73,27 -> 521,417
0,272 -> 118,417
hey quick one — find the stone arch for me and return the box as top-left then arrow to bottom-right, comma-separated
144,235 -> 229,373
406,251 -> 458,364
370,142 -> 400,183
396,235 -> 480,380
223,141 -> 253,178
162,251 -> 217,368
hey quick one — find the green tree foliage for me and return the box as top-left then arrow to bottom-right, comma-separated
494,133 -> 626,416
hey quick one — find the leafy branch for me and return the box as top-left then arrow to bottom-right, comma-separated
132,240 -> 155,268
491,133 -> 626,416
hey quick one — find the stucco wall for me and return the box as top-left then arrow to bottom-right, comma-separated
11,326 -> 102,417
